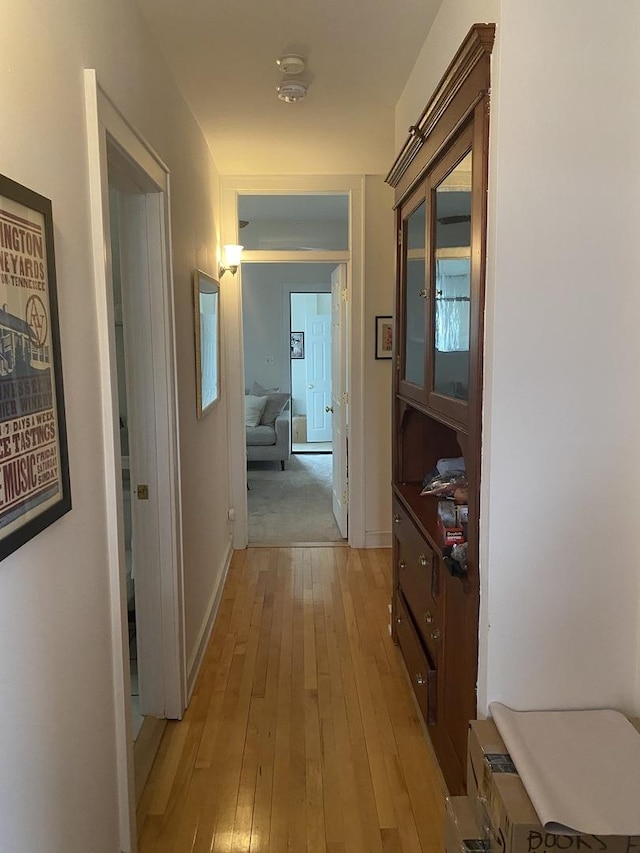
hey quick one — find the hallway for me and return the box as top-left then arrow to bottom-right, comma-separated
137,547 -> 446,852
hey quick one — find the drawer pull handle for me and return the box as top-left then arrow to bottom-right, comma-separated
416,673 -> 426,686
396,616 -> 402,624
424,611 -> 433,624
398,559 -> 406,570
419,554 -> 428,568
393,513 -> 401,524
430,628 -> 442,641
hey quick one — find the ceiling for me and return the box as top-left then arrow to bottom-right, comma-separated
135,0 -> 443,176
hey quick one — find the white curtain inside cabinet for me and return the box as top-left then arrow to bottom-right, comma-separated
435,257 -> 470,352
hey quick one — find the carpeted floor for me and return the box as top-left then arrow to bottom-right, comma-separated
247,453 -> 344,544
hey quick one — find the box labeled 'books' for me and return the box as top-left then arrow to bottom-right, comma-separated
467,719 -> 640,853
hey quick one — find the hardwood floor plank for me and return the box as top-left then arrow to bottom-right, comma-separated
230,696 -> 263,852
138,546 -> 447,853
288,551 -> 308,852
268,549 -> 294,853
148,722 -> 191,816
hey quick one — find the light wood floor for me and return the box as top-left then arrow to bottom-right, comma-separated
137,547 -> 447,852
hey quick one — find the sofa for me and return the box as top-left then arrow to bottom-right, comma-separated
245,385 -> 291,470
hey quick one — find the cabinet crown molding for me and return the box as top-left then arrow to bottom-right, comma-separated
386,23 -> 495,189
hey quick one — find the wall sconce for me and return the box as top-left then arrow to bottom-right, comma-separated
219,244 -> 244,277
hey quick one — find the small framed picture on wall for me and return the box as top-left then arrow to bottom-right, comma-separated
290,331 -> 304,359
375,316 -> 393,359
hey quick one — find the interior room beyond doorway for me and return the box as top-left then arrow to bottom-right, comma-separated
243,262 -> 345,545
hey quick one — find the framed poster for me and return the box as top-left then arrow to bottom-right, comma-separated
290,331 -> 304,359
0,174 -> 71,559
193,269 -> 220,418
375,315 -> 393,359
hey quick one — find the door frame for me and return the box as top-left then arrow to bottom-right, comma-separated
84,70 -> 186,851
221,177 -> 365,549
331,265 -> 349,538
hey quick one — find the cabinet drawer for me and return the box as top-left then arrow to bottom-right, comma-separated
398,547 -> 444,664
399,554 -> 444,664
392,497 -> 423,552
395,592 -> 437,725
394,500 -> 442,601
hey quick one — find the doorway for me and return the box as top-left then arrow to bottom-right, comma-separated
107,186 -> 142,739
242,262 -> 347,544
85,72 -> 185,849
221,176 -> 365,550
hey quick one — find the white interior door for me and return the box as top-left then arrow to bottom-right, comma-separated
304,314 -> 332,442
112,186 -> 166,719
331,266 -> 348,538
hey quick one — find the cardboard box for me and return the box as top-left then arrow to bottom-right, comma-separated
467,719 -> 640,853
291,415 -> 306,442
445,796 -> 489,852
437,514 -> 465,545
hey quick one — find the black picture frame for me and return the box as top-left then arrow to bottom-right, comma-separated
375,315 -> 393,359
290,331 -> 304,359
0,174 -> 71,560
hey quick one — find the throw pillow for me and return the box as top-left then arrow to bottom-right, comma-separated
250,381 -> 279,397
245,394 -> 268,428
260,392 -> 290,427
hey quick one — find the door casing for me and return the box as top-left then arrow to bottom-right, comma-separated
84,70 -> 186,852
221,177 -> 365,549
331,265 -> 348,538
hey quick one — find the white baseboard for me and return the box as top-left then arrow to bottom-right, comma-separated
364,531 -> 392,548
186,536 -> 233,701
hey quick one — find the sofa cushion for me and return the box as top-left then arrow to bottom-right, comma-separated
259,392 -> 290,427
248,382 -> 289,427
245,394 -> 268,427
250,381 -> 279,396
246,425 -> 276,446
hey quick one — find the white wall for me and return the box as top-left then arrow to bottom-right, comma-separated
242,263 -> 334,394
0,1 -> 227,850
397,0 -> 640,716
395,0 -> 501,153
483,0 -> 640,715
363,176 -> 395,547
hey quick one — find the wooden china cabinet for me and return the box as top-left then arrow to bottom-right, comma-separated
385,24 -> 495,794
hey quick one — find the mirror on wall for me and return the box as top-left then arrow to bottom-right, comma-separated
193,270 -> 220,418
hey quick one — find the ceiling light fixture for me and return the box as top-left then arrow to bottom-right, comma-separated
276,54 -> 306,75
277,80 -> 308,103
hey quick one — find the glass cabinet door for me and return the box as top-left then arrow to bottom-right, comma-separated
426,129 -> 474,424
433,150 -> 472,401
399,192 -> 428,400
396,126 -> 477,422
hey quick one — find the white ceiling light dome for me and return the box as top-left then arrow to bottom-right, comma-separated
277,79 -> 308,103
276,54 -> 307,75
